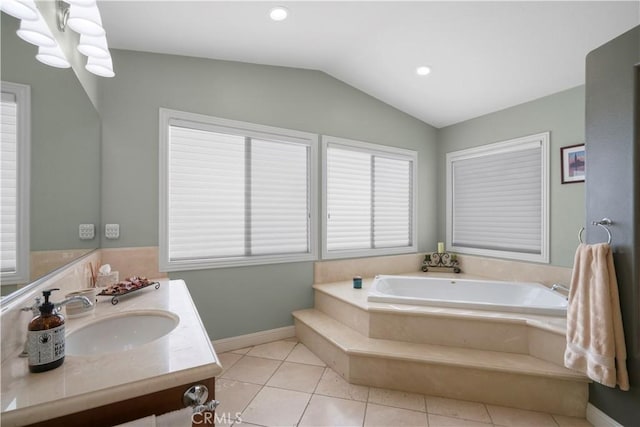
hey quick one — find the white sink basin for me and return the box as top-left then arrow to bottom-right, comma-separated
66,310 -> 179,356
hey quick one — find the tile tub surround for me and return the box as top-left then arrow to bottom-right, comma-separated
293,273 -> 590,417
215,339 -> 593,427
314,252 -> 573,288
314,253 -> 425,284
455,254 -> 573,287
0,279 -> 222,426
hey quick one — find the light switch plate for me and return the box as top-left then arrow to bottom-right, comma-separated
79,224 -> 95,240
105,224 -> 120,239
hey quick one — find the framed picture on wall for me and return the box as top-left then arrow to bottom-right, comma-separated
561,144 -> 585,184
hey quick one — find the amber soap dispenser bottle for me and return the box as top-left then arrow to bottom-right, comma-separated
28,288 -> 65,373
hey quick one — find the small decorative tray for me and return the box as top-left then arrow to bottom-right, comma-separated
98,278 -> 160,305
421,252 -> 461,273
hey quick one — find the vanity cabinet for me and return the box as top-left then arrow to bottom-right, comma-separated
25,377 -> 215,427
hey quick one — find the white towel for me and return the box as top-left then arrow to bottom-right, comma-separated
115,415 -> 156,427
113,408 -> 194,427
564,243 -> 629,390
156,407 -> 194,427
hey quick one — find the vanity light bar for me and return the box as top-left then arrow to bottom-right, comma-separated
0,0 -> 39,21
3,0 -> 115,77
5,2 -> 72,69
57,0 -> 115,77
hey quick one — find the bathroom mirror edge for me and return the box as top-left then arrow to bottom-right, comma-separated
1,13 -> 101,298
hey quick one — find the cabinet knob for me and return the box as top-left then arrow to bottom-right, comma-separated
183,384 -> 208,407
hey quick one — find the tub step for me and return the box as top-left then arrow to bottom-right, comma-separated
293,308 -> 589,417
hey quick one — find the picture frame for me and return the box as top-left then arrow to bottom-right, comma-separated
561,144 -> 585,184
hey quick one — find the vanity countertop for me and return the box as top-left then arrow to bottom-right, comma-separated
0,279 -> 222,426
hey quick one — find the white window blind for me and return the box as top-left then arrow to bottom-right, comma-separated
1,93 -> 18,274
323,136 -> 417,258
1,82 -> 30,284
159,109 -> 317,271
446,132 -> 549,263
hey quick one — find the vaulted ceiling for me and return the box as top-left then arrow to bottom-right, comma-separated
99,1 -> 639,128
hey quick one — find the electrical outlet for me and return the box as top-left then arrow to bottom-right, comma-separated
79,224 -> 95,240
105,224 -> 120,239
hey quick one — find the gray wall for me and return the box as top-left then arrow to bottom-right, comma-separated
436,86 -> 585,267
99,49 -> 438,339
585,25 -> 639,426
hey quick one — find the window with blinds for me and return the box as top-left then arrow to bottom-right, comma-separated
1,82 -> 30,285
322,136 -> 417,259
445,132 -> 549,263
159,109 -> 317,271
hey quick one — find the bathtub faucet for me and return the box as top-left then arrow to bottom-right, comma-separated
551,283 -> 570,294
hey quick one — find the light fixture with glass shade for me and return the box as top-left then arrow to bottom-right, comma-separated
36,44 -> 71,68
0,0 -> 39,21
16,14 -> 57,47
4,0 -> 114,77
66,3 -> 105,37
86,55 -> 114,78
77,34 -> 109,58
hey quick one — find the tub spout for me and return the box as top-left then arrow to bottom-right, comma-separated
551,283 -> 570,294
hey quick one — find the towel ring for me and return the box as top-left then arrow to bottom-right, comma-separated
578,218 -> 612,244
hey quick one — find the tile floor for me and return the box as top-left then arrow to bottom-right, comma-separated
215,339 -> 592,427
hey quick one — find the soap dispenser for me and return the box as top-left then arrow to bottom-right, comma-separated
27,288 -> 65,373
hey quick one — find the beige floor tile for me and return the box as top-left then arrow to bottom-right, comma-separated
425,396 -> 491,423
285,343 -> 326,366
220,356 -> 281,385
315,367 -> 369,402
218,352 -> 243,373
241,386 -> 311,427
429,414 -> 493,427
266,361 -> 324,393
368,387 -> 426,412
246,340 -> 297,360
230,346 -> 252,355
298,394 -> 366,427
364,403 -> 428,427
487,405 -> 557,427
215,379 -> 262,422
284,336 -> 299,342
553,414 -> 594,427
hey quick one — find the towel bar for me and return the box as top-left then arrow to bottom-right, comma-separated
578,217 -> 612,244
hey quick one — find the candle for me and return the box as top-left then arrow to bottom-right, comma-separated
437,242 -> 444,253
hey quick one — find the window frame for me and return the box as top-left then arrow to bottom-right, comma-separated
321,135 -> 418,260
445,132 -> 550,263
159,108 -> 318,271
0,81 -> 31,285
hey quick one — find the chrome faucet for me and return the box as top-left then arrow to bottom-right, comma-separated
53,295 -> 93,314
19,297 -> 42,357
551,283 -> 570,294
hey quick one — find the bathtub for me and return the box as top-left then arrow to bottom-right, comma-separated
367,275 -> 567,316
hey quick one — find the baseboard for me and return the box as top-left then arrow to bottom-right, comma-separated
586,403 -> 623,427
211,325 -> 296,353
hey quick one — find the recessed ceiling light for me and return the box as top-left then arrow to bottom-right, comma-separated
270,6 -> 289,21
416,66 -> 431,76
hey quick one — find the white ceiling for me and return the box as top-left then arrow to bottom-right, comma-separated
98,1 -> 639,128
